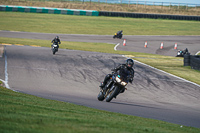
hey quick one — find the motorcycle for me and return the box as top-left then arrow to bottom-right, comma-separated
176,50 -> 184,57
97,70 -> 130,102
176,48 -> 189,57
51,43 -> 58,55
113,31 -> 123,39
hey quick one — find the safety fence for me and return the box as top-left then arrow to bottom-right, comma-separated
99,11 -> 200,21
0,5 -> 99,16
1,5 -> 200,21
184,54 -> 200,71
6,0 -> 200,7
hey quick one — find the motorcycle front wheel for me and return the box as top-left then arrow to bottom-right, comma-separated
97,91 -> 105,101
52,48 -> 56,55
106,86 -> 120,102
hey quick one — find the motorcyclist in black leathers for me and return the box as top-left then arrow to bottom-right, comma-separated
100,58 -> 135,93
117,30 -> 123,35
51,36 -> 61,49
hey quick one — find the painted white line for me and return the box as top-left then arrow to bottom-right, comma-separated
195,51 -> 200,55
0,46 -> 18,92
114,43 -> 120,51
4,46 -> 10,89
0,79 -> 5,84
121,56 -> 200,88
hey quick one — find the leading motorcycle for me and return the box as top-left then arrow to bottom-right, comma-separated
97,70 -> 130,102
51,43 -> 58,55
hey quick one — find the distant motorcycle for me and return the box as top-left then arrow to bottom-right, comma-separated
176,48 -> 189,57
51,43 -> 58,55
97,70 -> 130,102
113,30 -> 123,39
176,50 -> 184,57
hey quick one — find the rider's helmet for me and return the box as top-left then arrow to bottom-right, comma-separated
55,36 -> 59,39
126,59 -> 134,68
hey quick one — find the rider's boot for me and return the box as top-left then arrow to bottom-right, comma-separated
99,82 -> 106,95
99,82 -> 105,89
99,76 -> 109,89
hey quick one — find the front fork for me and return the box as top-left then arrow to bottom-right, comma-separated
104,83 -> 115,97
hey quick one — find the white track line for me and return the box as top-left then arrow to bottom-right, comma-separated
0,46 -> 10,89
114,43 -> 120,51
4,46 -> 10,89
195,51 -> 200,55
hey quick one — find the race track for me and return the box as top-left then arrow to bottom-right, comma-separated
0,31 -> 200,128
0,30 -> 200,56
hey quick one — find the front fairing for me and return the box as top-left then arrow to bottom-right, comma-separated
112,73 -> 129,87
117,69 -> 130,83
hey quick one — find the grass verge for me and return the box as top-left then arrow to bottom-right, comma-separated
1,86 -> 200,133
0,12 -> 200,35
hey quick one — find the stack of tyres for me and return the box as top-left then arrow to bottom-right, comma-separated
184,53 -> 190,66
190,55 -> 200,71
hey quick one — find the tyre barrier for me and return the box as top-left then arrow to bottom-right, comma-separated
184,54 -> 200,71
99,11 -> 200,21
190,55 -> 200,71
0,5 -> 99,16
1,5 -> 199,21
184,53 -> 190,66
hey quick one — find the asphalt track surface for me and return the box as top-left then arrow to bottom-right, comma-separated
0,31 -> 200,128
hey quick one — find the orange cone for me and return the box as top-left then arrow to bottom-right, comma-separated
123,39 -> 126,46
144,41 -> 147,48
174,43 -> 177,49
160,42 -> 164,49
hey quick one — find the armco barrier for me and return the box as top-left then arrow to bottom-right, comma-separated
99,11 -> 200,21
0,5 -> 99,16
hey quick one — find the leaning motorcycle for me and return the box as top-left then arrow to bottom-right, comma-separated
97,70 -> 129,102
51,43 -> 58,55
113,32 -> 123,39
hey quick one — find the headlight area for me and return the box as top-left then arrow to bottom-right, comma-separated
115,76 -> 127,86
121,82 -> 127,86
116,76 -> 121,82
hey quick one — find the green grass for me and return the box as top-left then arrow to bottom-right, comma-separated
0,12 -> 200,35
1,86 -> 200,133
